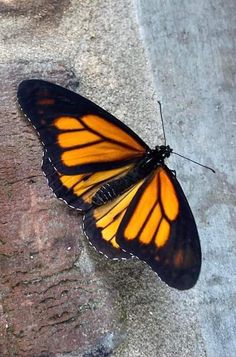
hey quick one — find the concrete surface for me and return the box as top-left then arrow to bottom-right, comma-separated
0,0 -> 235,356
135,1 -> 236,356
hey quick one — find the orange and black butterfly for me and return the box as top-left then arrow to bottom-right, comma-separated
17,79 -> 201,290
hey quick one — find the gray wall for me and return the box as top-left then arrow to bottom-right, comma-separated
135,1 -> 236,356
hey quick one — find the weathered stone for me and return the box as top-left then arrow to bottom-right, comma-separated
0,65 -> 123,356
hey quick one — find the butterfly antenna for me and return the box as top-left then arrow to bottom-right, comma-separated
172,151 -> 215,173
157,101 -> 215,173
157,101 -> 167,146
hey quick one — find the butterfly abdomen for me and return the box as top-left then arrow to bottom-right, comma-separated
92,155 -> 158,206
92,174 -> 138,206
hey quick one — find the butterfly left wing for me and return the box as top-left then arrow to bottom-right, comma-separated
115,166 -> 201,290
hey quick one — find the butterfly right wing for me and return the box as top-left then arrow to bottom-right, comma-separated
116,166 -> 201,290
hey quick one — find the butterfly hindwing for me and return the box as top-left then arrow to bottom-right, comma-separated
116,166 -> 201,290
42,151 -> 136,212
83,179 -> 146,259
17,80 -> 149,175
42,151 -> 133,259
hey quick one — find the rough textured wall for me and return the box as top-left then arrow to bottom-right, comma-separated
0,0 -> 235,356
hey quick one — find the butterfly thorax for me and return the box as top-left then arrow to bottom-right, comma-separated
92,145 -> 173,206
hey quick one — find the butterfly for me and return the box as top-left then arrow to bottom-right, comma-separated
17,79 -> 201,290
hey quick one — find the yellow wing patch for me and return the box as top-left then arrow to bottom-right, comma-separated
124,174 -> 158,241
59,164 -> 133,206
139,203 -> 161,245
87,179 -> 145,249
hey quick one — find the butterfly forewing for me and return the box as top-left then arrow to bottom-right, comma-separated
17,80 -> 149,175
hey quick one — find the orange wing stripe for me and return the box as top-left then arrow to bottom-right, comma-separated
124,174 -> 158,240
139,203 -> 162,244
53,115 -> 146,168
54,117 -> 84,130
58,131 -> 100,148
62,141 -> 141,167
160,169 -> 179,221
155,218 -> 170,247
82,115 -> 145,152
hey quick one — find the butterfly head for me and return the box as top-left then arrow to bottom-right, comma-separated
153,145 -> 173,162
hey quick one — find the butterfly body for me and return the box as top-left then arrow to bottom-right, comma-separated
92,145 -> 173,206
17,79 -> 202,290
